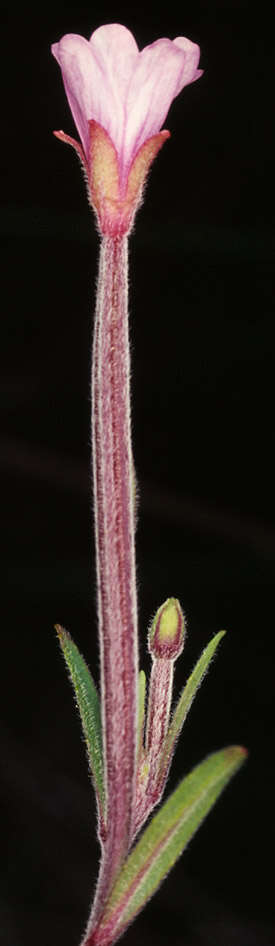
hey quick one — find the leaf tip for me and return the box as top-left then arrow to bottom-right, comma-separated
54,623 -> 70,644
224,744 -> 249,768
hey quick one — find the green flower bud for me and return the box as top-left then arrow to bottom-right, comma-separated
148,597 -> 185,660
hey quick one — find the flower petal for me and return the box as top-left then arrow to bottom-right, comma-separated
52,34 -> 104,157
89,25 -> 139,159
90,24 -> 139,101
173,36 -> 203,92
122,37 -> 201,172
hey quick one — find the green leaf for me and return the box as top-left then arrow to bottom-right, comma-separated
158,630 -> 226,787
55,625 -> 105,818
101,746 -> 247,943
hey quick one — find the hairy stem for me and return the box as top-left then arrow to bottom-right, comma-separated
82,236 -> 138,942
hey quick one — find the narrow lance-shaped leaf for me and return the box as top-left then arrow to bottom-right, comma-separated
55,625 -> 105,829
156,630 -> 226,792
95,746 -> 247,946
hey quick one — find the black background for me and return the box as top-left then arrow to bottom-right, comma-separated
1,2 -> 275,945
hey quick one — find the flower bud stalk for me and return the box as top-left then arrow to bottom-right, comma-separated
133,600 -> 185,836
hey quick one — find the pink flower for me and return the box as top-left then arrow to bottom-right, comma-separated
52,23 -> 202,235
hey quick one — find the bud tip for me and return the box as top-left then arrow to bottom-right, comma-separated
149,597 -> 185,660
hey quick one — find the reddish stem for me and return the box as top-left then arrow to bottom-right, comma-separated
82,236 -> 138,942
